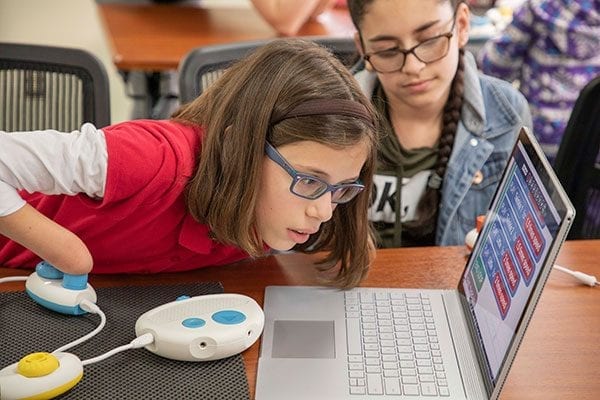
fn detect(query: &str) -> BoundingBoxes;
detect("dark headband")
[270,99,375,128]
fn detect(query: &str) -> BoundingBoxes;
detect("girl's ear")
[455,2,471,49]
[354,32,374,72]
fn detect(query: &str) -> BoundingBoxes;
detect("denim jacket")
[355,52,533,246]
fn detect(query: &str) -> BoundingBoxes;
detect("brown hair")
[172,39,379,288]
[408,49,465,238]
[348,0,463,29]
[348,0,466,241]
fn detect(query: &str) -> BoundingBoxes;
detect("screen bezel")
[456,127,575,398]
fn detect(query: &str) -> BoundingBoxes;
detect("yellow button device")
[17,352,60,378]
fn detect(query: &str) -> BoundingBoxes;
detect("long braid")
[405,49,465,240]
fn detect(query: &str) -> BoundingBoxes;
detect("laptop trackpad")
[272,320,335,359]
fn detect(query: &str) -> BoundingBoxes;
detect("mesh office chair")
[178,36,358,103]
[0,43,110,131]
[553,75,600,239]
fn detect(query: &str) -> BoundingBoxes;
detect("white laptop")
[256,127,575,400]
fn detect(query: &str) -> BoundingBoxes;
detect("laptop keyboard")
[345,290,450,397]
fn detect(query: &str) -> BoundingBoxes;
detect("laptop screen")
[458,128,574,386]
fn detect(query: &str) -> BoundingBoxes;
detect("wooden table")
[97,1,356,119]
[97,2,356,72]
[2,240,599,399]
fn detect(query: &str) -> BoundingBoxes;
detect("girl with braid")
[347,0,532,247]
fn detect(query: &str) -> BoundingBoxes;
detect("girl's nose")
[306,192,334,222]
[401,52,426,74]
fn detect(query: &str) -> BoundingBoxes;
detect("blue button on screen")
[182,318,206,328]
[212,310,246,325]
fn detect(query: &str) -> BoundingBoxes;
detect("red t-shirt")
[0,120,250,273]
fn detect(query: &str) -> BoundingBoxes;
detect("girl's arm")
[250,0,336,36]
[0,124,108,274]
[0,204,93,274]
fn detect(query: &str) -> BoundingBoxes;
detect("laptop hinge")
[442,290,490,399]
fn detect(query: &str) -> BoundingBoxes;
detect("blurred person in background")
[479,0,600,163]
[252,0,347,36]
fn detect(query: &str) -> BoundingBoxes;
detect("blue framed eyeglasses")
[265,141,365,204]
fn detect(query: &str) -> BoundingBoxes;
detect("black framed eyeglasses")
[264,141,365,204]
[363,13,457,73]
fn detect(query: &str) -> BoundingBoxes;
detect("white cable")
[553,264,598,287]
[0,276,28,283]
[53,299,106,353]
[81,332,155,366]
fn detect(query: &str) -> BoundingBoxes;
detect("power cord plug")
[131,333,155,348]
[553,264,598,287]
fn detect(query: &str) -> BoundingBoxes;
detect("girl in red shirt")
[0,39,378,288]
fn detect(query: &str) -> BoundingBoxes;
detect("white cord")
[0,276,28,283]
[553,264,598,287]
[53,299,107,353]
[81,333,155,366]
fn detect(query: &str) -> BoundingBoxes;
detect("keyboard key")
[384,377,402,395]
[383,362,398,369]
[350,386,366,395]
[403,384,420,396]
[418,367,433,375]
[360,292,374,303]
[421,382,437,396]
[349,370,365,378]
[346,318,361,355]
[367,374,384,395]
[366,366,382,374]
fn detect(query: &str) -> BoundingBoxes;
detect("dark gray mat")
[0,282,250,399]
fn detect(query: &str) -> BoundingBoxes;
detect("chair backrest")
[553,75,600,239]
[178,36,358,104]
[0,42,111,131]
